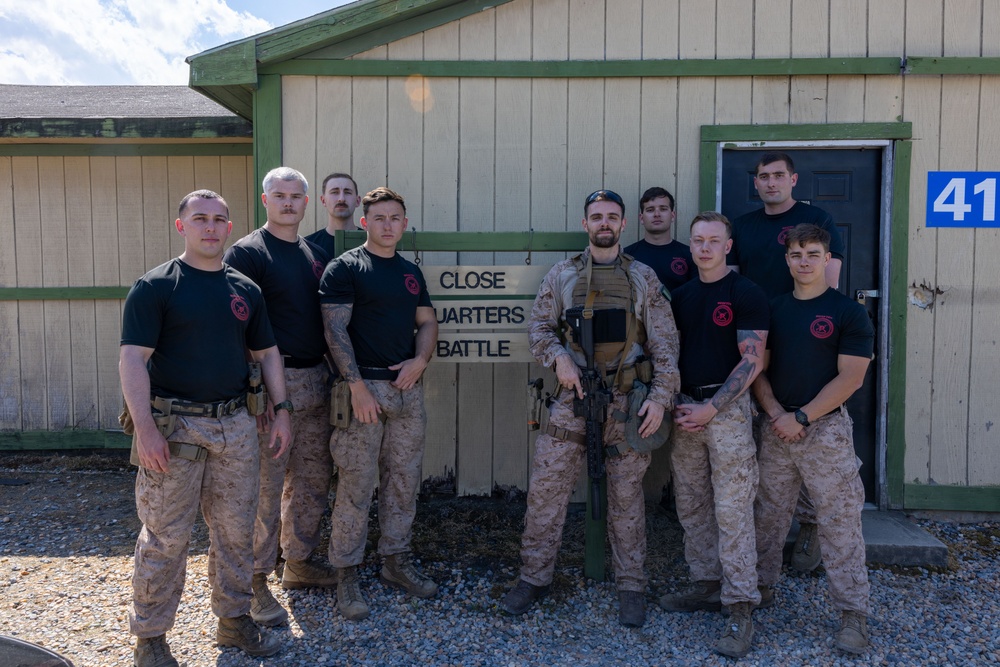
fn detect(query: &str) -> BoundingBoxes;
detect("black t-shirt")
[304,228,338,259]
[121,258,275,403]
[623,239,697,293]
[671,271,770,387]
[224,228,329,361]
[766,288,874,407]
[728,202,845,298]
[318,246,433,368]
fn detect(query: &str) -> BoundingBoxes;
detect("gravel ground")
[2,454,999,667]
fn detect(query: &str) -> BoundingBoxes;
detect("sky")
[0,0,355,86]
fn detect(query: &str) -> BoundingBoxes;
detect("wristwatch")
[273,400,294,415]
[794,409,810,427]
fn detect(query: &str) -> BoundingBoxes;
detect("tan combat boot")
[834,610,869,654]
[133,635,180,667]
[380,553,438,598]
[281,554,338,589]
[658,580,722,612]
[250,573,288,627]
[337,565,370,621]
[716,601,754,659]
[501,579,549,615]
[618,590,646,628]
[791,522,822,572]
[216,614,281,657]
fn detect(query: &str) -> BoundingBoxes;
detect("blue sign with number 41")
[926,171,1000,227]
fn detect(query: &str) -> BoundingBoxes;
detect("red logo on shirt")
[311,260,324,280]
[811,315,834,339]
[230,294,249,321]
[712,304,733,327]
[404,274,420,295]
[777,226,794,245]
[670,258,689,276]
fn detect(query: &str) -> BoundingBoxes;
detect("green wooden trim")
[0,430,130,451]
[702,123,913,142]
[0,143,252,158]
[905,56,1000,75]
[903,483,1000,512]
[0,117,251,140]
[699,140,718,211]
[333,230,591,253]
[0,287,128,301]
[263,56,903,78]
[253,74,282,229]
[188,40,258,88]
[886,140,912,509]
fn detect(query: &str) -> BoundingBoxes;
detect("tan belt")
[169,441,208,462]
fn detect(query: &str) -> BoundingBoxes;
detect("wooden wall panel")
[221,156,253,238]
[314,76,355,236]
[679,0,716,58]
[64,157,98,429]
[827,0,867,122]
[352,46,389,192]
[140,157,170,271]
[641,0,678,60]
[968,81,1000,485]
[282,76,318,232]
[715,1,753,129]
[0,157,21,429]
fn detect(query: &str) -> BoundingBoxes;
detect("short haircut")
[263,166,308,195]
[689,211,733,239]
[784,223,831,253]
[362,187,406,215]
[756,151,795,175]
[584,189,625,217]
[178,189,229,219]
[321,172,358,194]
[639,186,675,211]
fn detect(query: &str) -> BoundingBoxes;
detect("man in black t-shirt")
[319,187,439,621]
[624,186,696,293]
[224,167,338,627]
[660,212,769,660]
[728,151,846,572]
[121,190,290,666]
[752,224,874,655]
[305,172,361,258]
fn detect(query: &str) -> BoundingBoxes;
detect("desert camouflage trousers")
[130,409,258,637]
[755,407,869,614]
[754,408,817,524]
[671,393,760,606]
[254,364,334,572]
[519,388,651,592]
[328,380,426,568]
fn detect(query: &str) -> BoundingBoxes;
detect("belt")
[153,395,246,418]
[284,356,324,369]
[682,384,722,401]
[360,367,399,381]
[544,424,620,457]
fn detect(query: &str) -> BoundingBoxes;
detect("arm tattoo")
[710,357,758,412]
[736,329,764,358]
[322,303,361,383]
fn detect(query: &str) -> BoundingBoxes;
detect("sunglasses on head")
[585,189,625,210]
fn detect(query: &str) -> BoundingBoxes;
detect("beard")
[590,229,620,248]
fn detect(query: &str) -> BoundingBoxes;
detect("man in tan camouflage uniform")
[659,212,769,659]
[502,189,680,628]
[121,190,291,666]
[753,224,874,654]
[319,187,439,621]
[224,167,339,628]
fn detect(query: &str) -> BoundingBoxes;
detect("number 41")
[933,177,997,221]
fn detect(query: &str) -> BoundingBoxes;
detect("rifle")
[567,306,611,521]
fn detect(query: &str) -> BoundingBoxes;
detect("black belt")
[284,356,324,369]
[682,384,722,401]
[360,367,399,381]
[159,396,246,418]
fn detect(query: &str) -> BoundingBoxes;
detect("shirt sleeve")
[121,279,163,348]
[244,288,277,352]
[735,280,770,332]
[838,301,875,359]
[318,258,356,305]
[222,243,261,285]
[527,266,570,369]
[637,266,681,408]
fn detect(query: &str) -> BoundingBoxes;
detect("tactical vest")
[565,252,647,378]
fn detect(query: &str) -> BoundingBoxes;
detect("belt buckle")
[222,398,239,416]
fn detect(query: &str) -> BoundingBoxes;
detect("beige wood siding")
[0,154,255,432]
[273,0,1000,495]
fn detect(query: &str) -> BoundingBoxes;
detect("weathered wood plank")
[789,0,829,124]
[166,156,195,258]
[314,75,355,235]
[281,76,318,231]
[0,157,21,429]
[679,0,716,58]
[140,157,171,271]
[116,157,146,287]
[220,155,253,239]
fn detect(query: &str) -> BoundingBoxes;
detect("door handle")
[855,289,878,305]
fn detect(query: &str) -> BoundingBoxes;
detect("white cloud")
[0,0,274,85]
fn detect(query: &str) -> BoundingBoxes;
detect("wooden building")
[3,0,999,514]
[0,85,254,448]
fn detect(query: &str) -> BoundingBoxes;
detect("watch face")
[795,410,809,426]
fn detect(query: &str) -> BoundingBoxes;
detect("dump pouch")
[622,379,671,453]
[247,362,267,416]
[126,400,181,466]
